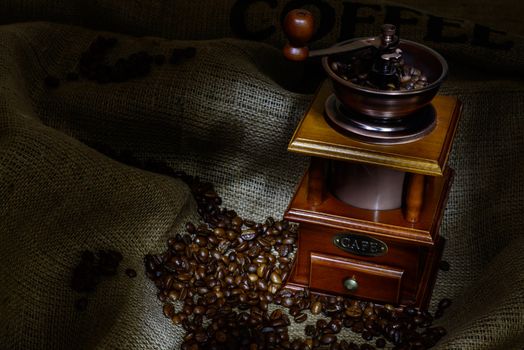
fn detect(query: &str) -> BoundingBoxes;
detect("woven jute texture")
[0,1,523,349]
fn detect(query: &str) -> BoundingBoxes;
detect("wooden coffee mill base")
[283,82,461,309]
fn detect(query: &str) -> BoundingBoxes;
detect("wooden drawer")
[309,252,404,304]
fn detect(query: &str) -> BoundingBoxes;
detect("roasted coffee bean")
[215,330,227,343]
[343,318,355,328]
[194,235,208,247]
[186,222,196,234]
[178,288,188,301]
[320,334,337,345]
[283,237,295,245]
[270,309,283,320]
[346,307,362,318]
[270,318,287,327]
[362,330,373,341]
[268,283,280,294]
[257,279,268,291]
[327,319,342,333]
[230,216,243,227]
[241,229,257,241]
[294,312,307,323]
[309,301,322,315]
[194,330,207,343]
[316,319,328,331]
[352,321,365,333]
[163,303,175,318]
[247,273,259,283]
[363,306,375,317]
[193,306,206,315]
[289,305,300,317]
[404,306,417,316]
[282,297,294,308]
[305,324,316,336]
[392,329,403,345]
[270,272,282,284]
[421,312,434,327]
[304,338,314,348]
[171,313,183,325]
[125,268,137,278]
[438,298,452,310]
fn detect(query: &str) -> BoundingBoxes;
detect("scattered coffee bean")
[328,319,342,333]
[125,268,137,278]
[438,298,452,310]
[270,271,282,284]
[320,334,337,345]
[361,330,373,341]
[311,300,322,315]
[305,324,316,336]
[294,312,307,323]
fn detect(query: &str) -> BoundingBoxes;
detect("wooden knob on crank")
[283,9,315,61]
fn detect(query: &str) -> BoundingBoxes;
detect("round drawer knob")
[344,277,359,291]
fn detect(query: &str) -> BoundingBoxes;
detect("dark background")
[394,0,524,36]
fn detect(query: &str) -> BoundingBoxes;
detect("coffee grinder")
[282,10,461,308]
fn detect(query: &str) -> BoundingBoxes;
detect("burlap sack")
[0,1,523,349]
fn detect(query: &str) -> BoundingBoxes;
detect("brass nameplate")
[333,233,388,257]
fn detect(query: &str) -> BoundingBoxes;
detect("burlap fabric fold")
[0,1,523,349]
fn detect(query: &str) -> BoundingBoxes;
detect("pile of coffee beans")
[71,249,136,311]
[434,298,452,320]
[45,35,196,88]
[142,172,449,349]
[79,144,451,349]
[438,261,450,272]
[331,51,429,91]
